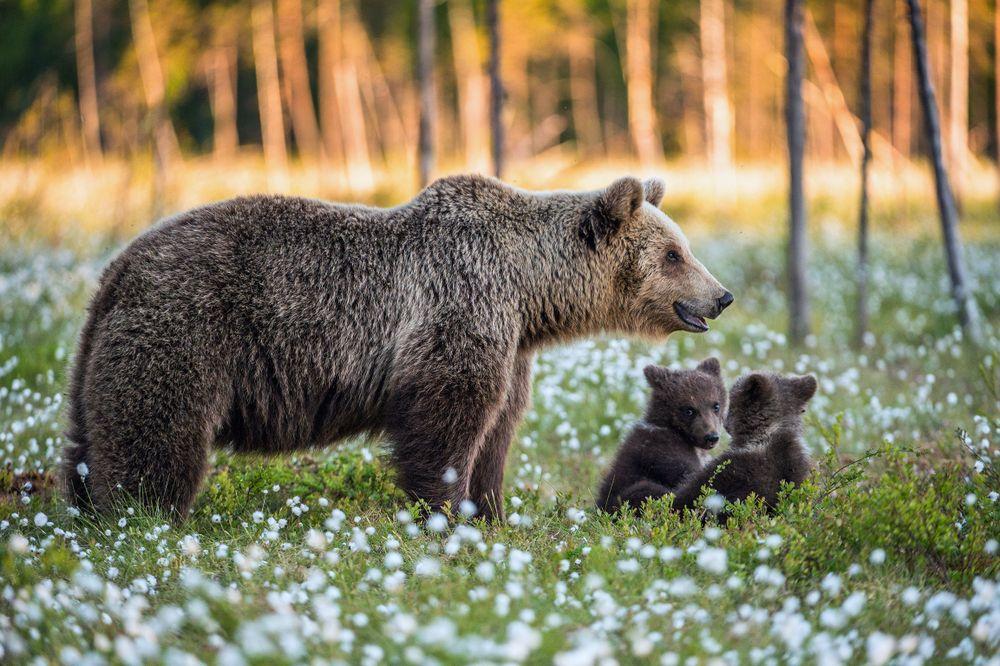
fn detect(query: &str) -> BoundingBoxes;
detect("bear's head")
[582,176,733,337]
[643,357,728,450]
[724,372,818,445]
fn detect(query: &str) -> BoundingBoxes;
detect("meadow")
[0,160,998,664]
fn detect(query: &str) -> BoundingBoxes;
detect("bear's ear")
[644,178,665,207]
[696,357,721,377]
[643,364,671,390]
[739,373,773,403]
[580,177,644,251]
[791,374,818,402]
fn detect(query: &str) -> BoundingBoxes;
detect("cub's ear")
[580,176,644,251]
[643,364,671,390]
[696,357,721,377]
[738,373,773,402]
[644,178,665,207]
[792,374,818,402]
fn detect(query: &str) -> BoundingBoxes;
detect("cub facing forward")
[596,358,727,513]
[670,372,817,513]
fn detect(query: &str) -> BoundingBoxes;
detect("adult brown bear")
[62,175,733,521]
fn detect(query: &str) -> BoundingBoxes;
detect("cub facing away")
[596,357,727,513]
[670,372,818,513]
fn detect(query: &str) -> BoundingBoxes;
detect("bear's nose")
[705,432,720,444]
[717,291,734,312]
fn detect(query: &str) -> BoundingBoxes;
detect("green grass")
[0,228,997,663]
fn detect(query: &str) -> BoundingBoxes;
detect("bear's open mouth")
[673,302,710,332]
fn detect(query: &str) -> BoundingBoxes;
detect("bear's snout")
[716,290,734,314]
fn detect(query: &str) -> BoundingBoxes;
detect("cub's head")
[643,357,728,450]
[582,176,733,337]
[725,372,818,444]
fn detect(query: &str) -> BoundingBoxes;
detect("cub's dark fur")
[596,358,727,513]
[62,174,733,521]
[670,372,818,513]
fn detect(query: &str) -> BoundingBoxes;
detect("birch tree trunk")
[700,0,732,169]
[906,0,981,342]
[567,19,602,157]
[893,0,912,160]
[856,0,874,348]
[417,0,436,187]
[317,0,345,172]
[625,0,663,166]
[207,45,239,161]
[948,0,968,202]
[277,0,322,161]
[129,0,181,167]
[75,0,102,163]
[448,0,489,172]
[785,0,810,344]
[487,0,504,178]
[252,0,289,175]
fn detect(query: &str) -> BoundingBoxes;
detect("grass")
[0,164,998,663]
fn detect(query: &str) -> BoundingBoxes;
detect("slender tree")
[417,0,436,187]
[448,0,489,172]
[948,0,968,203]
[893,0,912,160]
[906,0,981,341]
[487,0,503,178]
[856,0,874,348]
[75,0,102,163]
[785,0,809,344]
[129,0,181,167]
[996,0,1000,210]
[625,0,663,166]
[700,0,733,169]
[567,17,602,157]
[251,0,289,176]
[207,44,239,161]
[277,0,322,161]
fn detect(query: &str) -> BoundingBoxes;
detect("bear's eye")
[666,250,681,263]
[682,407,695,417]
[712,403,720,413]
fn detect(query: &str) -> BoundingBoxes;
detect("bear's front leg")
[469,351,533,522]
[386,324,514,515]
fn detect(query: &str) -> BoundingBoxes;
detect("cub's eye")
[666,250,681,262]
[682,407,695,417]
[712,403,721,413]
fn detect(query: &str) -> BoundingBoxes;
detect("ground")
[0,165,998,664]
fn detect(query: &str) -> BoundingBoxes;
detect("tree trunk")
[487,0,504,178]
[317,0,345,173]
[785,0,809,344]
[996,0,1000,208]
[277,0,322,161]
[906,0,981,341]
[128,0,181,167]
[700,0,732,169]
[251,0,289,175]
[856,0,874,348]
[567,19,602,157]
[893,0,912,160]
[625,0,663,166]
[448,0,489,172]
[75,0,102,163]
[948,0,968,202]
[417,0,436,187]
[207,45,239,161]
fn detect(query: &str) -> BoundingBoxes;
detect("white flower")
[33,512,47,527]
[305,529,326,551]
[476,560,495,581]
[384,551,403,570]
[697,547,728,575]
[76,462,89,477]
[866,632,896,665]
[8,534,29,553]
[986,539,998,555]
[442,467,458,484]
[704,494,726,512]
[414,557,441,577]
[869,548,886,565]
[426,513,448,533]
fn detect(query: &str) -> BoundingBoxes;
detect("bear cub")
[670,371,818,513]
[596,357,727,513]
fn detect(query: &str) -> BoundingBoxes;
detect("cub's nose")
[705,432,720,444]
[717,291,735,313]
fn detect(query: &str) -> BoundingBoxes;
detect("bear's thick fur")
[596,358,727,513]
[63,174,732,520]
[670,372,817,514]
